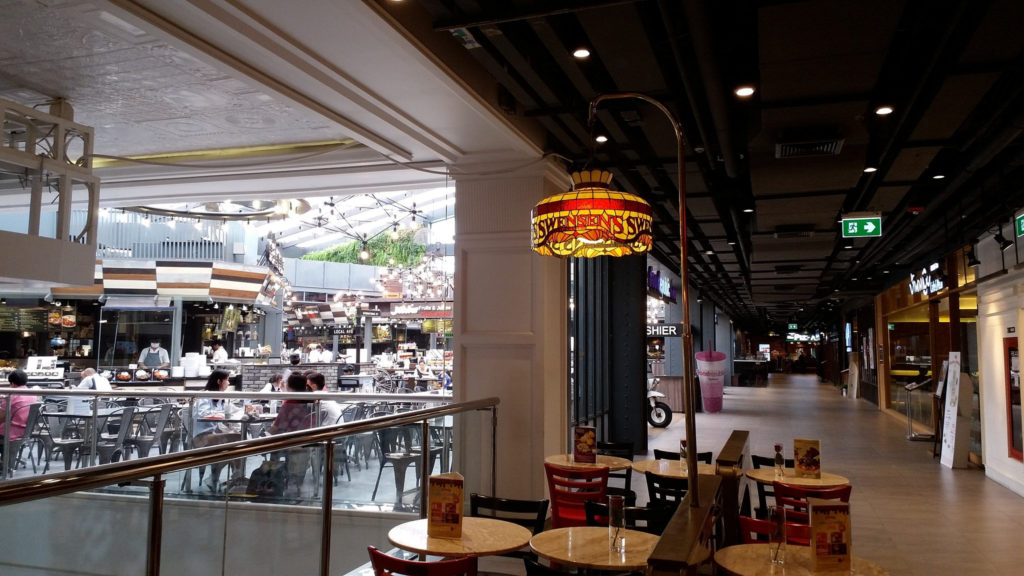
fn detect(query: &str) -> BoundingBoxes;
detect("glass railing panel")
[0,481,151,575]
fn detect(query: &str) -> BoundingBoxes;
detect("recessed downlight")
[932,174,945,180]
[734,85,755,98]
[595,135,608,143]
[573,47,591,59]
[875,105,894,116]
[863,166,878,173]
[742,207,754,213]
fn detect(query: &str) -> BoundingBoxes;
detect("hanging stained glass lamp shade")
[531,170,653,257]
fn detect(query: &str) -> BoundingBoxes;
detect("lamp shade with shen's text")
[531,170,653,258]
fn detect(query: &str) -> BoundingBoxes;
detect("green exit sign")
[841,214,882,238]
[1016,213,1024,238]
[788,323,798,330]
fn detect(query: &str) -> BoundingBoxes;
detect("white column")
[452,159,570,500]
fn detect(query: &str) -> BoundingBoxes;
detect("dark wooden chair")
[750,454,795,518]
[469,493,549,559]
[596,440,637,506]
[652,448,712,463]
[584,500,674,534]
[368,546,477,576]
[645,470,688,509]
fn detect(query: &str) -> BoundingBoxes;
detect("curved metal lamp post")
[589,93,700,507]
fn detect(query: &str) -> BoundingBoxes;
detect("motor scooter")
[647,377,673,427]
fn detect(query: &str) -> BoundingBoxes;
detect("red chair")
[772,482,851,520]
[367,546,477,576]
[738,515,777,544]
[544,462,609,528]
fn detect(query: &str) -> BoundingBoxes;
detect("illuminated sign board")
[909,262,944,296]
[646,267,677,302]
[787,332,820,343]
[841,213,882,238]
[788,323,798,330]
[647,324,684,337]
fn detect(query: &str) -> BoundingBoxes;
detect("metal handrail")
[0,396,499,506]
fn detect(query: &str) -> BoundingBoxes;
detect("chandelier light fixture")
[531,169,653,258]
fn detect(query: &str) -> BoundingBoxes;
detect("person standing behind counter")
[138,339,170,368]
[210,340,229,364]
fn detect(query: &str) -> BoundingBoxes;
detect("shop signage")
[647,323,684,337]
[788,323,798,330]
[840,213,882,238]
[330,326,353,336]
[786,332,820,342]
[1016,213,1024,238]
[908,262,944,296]
[646,267,677,302]
[391,303,453,318]
[360,308,382,317]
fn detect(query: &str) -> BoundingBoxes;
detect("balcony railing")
[0,388,498,576]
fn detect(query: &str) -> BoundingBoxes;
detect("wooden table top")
[530,526,661,571]
[714,543,889,576]
[631,458,717,477]
[545,454,632,471]
[387,517,532,557]
[746,467,850,488]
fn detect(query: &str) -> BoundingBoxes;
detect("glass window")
[97,308,174,369]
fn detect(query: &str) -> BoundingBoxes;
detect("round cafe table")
[530,526,660,571]
[632,458,717,478]
[746,467,850,488]
[387,517,532,557]
[545,453,632,471]
[714,543,889,575]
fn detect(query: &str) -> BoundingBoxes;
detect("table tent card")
[793,438,821,478]
[427,472,464,538]
[573,426,597,463]
[809,497,852,572]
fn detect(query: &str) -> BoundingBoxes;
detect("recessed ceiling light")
[932,174,945,180]
[728,240,737,246]
[875,105,894,116]
[734,85,755,98]
[573,47,591,59]
[705,250,714,256]
[844,244,853,249]
[863,166,878,173]
[595,135,608,143]
[742,208,754,213]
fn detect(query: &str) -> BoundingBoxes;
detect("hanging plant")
[302,229,425,267]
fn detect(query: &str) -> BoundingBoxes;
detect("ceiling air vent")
[774,264,803,275]
[775,127,844,159]
[773,224,815,239]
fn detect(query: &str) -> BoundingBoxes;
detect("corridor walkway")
[648,372,1024,575]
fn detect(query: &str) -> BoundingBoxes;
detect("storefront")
[875,249,979,461]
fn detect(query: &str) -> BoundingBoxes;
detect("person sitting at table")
[306,371,341,424]
[69,368,112,414]
[260,373,284,393]
[192,369,243,492]
[269,373,316,495]
[0,369,38,461]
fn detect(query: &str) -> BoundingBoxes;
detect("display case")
[96,307,174,371]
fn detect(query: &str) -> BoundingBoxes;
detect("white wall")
[452,160,569,501]
[977,270,1024,496]
[0,493,408,575]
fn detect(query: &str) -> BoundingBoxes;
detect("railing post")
[320,440,334,576]
[146,474,165,576]
[1,392,10,480]
[420,419,430,519]
[491,406,497,498]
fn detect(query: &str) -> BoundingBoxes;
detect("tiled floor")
[648,372,1024,576]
